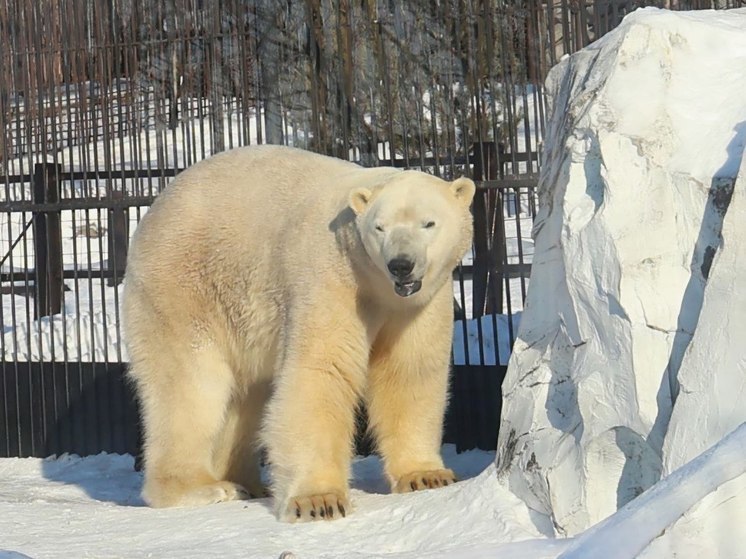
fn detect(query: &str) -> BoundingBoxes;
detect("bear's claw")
[284,492,350,522]
[394,469,457,493]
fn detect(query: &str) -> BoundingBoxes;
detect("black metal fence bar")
[0,359,504,458]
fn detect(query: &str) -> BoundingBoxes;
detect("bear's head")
[349,172,475,301]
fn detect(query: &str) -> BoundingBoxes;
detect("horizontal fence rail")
[2,0,743,458]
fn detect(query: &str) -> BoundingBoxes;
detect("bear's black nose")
[387,257,414,278]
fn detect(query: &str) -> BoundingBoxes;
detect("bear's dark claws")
[339,504,346,518]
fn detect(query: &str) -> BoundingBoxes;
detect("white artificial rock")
[495,7,746,536]
[561,423,746,559]
[661,149,746,474]
[636,473,746,559]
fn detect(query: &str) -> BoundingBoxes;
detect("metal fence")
[2,0,743,458]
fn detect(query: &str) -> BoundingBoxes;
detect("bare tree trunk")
[257,0,284,145]
[209,5,225,152]
[306,0,329,152]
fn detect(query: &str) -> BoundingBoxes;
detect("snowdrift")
[496,5,746,537]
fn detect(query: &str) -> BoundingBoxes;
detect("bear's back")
[170,145,362,200]
[141,145,391,234]
[125,146,399,304]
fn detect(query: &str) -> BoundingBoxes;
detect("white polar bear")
[122,145,475,522]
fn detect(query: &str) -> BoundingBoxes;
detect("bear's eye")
[423,220,436,229]
[375,223,385,233]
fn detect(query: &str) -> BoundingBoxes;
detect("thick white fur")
[122,145,475,521]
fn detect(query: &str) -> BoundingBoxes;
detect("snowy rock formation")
[560,423,746,559]
[495,7,746,536]
[661,147,746,474]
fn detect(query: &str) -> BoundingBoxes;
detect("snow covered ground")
[1,425,743,558]
[0,446,546,559]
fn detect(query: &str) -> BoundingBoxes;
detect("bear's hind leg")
[134,350,250,507]
[221,379,272,498]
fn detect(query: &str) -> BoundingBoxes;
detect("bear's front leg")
[262,302,370,522]
[366,288,457,493]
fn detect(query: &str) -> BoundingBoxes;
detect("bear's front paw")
[393,469,457,493]
[147,480,251,507]
[282,492,351,523]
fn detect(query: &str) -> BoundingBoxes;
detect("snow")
[0,446,549,559]
[453,313,522,366]
[496,5,746,537]
[1,426,743,558]
[558,423,746,559]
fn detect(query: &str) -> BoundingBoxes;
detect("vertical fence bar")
[471,142,501,318]
[32,161,63,319]
[107,192,128,287]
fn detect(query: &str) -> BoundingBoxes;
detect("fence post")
[490,189,508,316]
[33,162,64,319]
[107,192,128,286]
[471,142,503,317]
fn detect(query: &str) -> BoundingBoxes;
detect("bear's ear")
[450,177,476,206]
[349,187,373,216]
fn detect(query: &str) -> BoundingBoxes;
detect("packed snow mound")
[495,7,746,536]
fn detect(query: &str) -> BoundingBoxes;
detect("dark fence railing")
[1,161,535,456]
[2,0,743,458]
[0,359,503,459]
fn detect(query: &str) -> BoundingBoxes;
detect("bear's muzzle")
[394,279,422,297]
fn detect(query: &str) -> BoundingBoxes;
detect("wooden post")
[107,191,128,286]
[472,141,509,316]
[471,142,501,317]
[33,162,64,319]
[490,188,507,315]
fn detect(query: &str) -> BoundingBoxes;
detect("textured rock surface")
[561,424,746,559]
[495,7,746,535]
[661,150,746,474]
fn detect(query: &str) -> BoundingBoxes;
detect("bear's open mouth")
[394,280,422,297]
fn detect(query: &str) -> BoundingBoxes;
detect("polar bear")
[122,145,475,522]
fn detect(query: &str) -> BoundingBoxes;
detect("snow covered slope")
[495,7,746,535]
